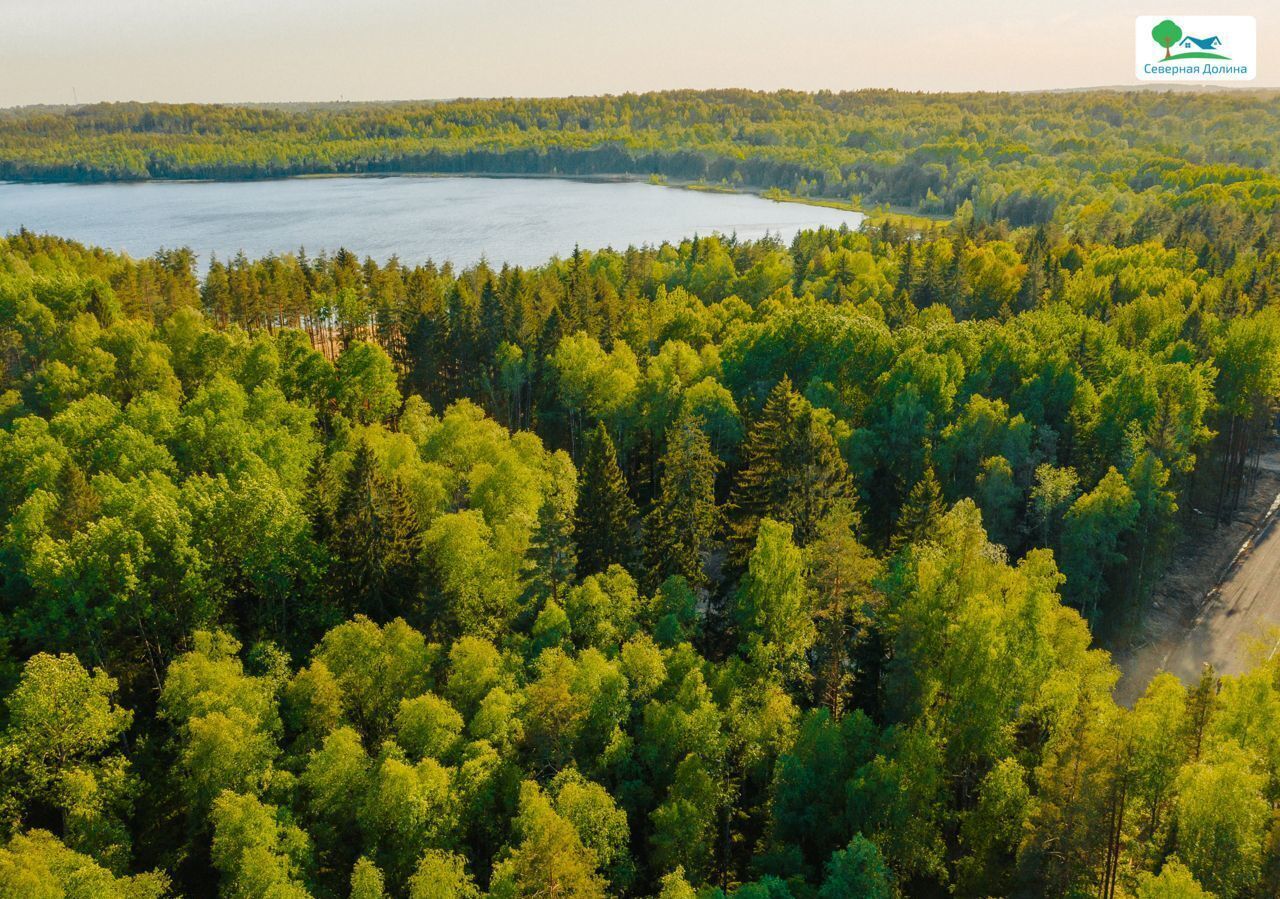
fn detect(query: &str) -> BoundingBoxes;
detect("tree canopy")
[3,86,1280,897]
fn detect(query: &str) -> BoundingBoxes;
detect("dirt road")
[1151,493,1280,675]
[1114,457,1280,705]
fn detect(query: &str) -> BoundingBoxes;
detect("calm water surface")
[0,176,864,269]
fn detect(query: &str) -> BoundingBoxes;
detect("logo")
[1135,16,1256,81]
[1151,20,1227,60]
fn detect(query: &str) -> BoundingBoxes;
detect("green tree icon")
[1152,19,1182,59]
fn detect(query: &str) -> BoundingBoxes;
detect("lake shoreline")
[0,175,866,271]
[0,169,938,226]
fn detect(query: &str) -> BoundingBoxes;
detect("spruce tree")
[728,376,798,562]
[539,304,568,361]
[790,403,857,546]
[403,265,449,406]
[892,466,947,552]
[528,477,578,607]
[305,451,334,547]
[895,240,915,296]
[575,421,637,576]
[53,461,99,538]
[565,245,598,336]
[645,413,721,591]
[727,376,854,563]
[333,441,421,617]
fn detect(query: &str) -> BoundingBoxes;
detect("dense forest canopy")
[3,89,1280,231]
[3,90,1280,899]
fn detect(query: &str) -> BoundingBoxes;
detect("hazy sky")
[2,0,1276,107]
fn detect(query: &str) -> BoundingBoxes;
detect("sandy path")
[1114,454,1280,704]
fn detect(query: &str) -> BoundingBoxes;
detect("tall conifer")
[728,376,854,563]
[575,421,637,576]
[645,413,721,591]
[333,441,421,616]
[892,466,947,552]
[528,477,578,606]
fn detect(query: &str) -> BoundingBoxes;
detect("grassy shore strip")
[678,179,949,228]
[297,169,946,227]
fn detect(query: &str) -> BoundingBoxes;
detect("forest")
[2,89,1280,231]
[4,91,1280,899]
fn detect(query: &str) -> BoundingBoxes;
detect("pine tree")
[333,441,421,617]
[892,466,947,552]
[575,421,637,577]
[645,413,721,591]
[727,376,854,563]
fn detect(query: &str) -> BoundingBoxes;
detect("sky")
[2,0,1277,107]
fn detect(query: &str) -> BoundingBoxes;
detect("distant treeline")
[3,90,1280,230]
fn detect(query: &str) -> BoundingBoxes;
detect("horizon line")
[5,83,1278,113]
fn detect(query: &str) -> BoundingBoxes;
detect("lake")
[0,176,864,270]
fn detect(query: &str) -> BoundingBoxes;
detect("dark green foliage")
[330,441,421,617]
[892,466,946,552]
[644,413,722,591]
[528,476,579,607]
[819,835,893,899]
[728,376,854,563]
[575,422,637,577]
[3,91,1280,899]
